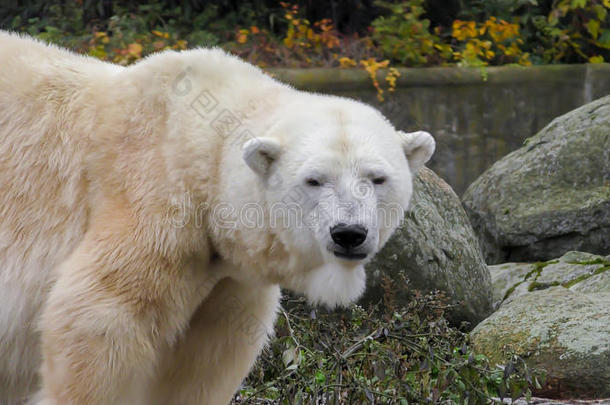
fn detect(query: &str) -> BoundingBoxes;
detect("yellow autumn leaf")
[88,45,107,59]
[236,29,250,44]
[338,57,357,68]
[174,40,188,50]
[94,31,109,44]
[127,42,142,58]
[152,30,170,39]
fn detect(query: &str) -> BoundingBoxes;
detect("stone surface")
[361,167,493,327]
[535,252,607,287]
[488,261,535,308]
[462,95,610,264]
[489,251,610,307]
[471,287,610,399]
[570,271,610,294]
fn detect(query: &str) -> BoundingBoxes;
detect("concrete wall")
[271,64,610,195]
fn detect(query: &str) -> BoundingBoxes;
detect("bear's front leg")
[149,274,281,405]
[35,204,215,405]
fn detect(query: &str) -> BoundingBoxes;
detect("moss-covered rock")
[462,95,610,264]
[362,167,493,327]
[478,252,610,398]
[570,271,610,293]
[489,251,610,307]
[471,287,610,399]
[536,252,609,288]
[488,261,536,308]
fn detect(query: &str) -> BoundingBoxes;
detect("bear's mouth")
[333,251,367,261]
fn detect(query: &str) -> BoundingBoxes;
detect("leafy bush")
[232,285,544,404]
[451,17,531,67]
[3,0,607,68]
[535,0,610,63]
[371,0,450,66]
[228,2,380,68]
[455,0,610,64]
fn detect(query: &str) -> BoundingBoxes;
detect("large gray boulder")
[462,95,610,264]
[471,287,610,399]
[476,252,610,399]
[362,167,493,327]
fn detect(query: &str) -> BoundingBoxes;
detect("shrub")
[535,0,610,63]
[371,0,451,66]
[233,286,544,404]
[228,2,380,68]
[451,17,531,67]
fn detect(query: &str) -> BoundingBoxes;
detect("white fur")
[399,130,436,174]
[242,137,281,176]
[0,30,434,405]
[300,263,367,308]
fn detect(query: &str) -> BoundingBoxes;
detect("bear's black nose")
[330,224,368,249]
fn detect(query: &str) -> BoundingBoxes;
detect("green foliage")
[2,0,608,67]
[227,2,381,69]
[233,288,544,404]
[535,0,610,63]
[8,3,85,46]
[371,0,449,66]
[457,0,610,64]
[451,17,532,67]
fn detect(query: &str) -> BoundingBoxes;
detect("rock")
[535,251,608,288]
[471,287,610,399]
[362,167,493,327]
[462,95,610,264]
[570,271,610,294]
[488,262,534,308]
[489,251,610,307]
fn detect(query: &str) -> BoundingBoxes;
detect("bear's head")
[242,95,434,308]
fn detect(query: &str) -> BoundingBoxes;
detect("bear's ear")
[397,130,435,174]
[242,137,282,177]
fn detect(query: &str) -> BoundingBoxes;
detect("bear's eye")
[372,177,387,185]
[305,178,321,187]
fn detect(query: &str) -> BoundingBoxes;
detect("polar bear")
[0,31,435,405]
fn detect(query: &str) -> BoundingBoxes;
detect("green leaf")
[314,370,326,384]
[593,4,608,21]
[586,19,600,39]
[598,29,610,46]
[474,354,487,362]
